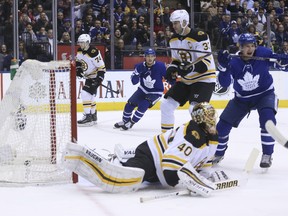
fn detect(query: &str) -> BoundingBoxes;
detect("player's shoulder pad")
[187,29,209,42]
[87,47,100,57]
[184,120,207,148]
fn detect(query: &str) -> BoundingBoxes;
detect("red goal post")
[0,59,78,185]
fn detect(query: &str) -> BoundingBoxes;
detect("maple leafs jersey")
[169,29,216,85]
[132,61,167,95]
[76,46,106,79]
[218,46,280,101]
[147,120,218,186]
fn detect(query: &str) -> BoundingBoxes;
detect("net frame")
[0,59,78,186]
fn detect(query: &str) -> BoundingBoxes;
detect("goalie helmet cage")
[0,59,78,186]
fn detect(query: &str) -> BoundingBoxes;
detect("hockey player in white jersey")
[63,102,225,197]
[161,9,216,132]
[76,34,106,126]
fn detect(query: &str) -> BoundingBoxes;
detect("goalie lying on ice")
[63,102,224,197]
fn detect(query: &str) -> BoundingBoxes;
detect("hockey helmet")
[170,9,189,29]
[78,34,91,44]
[144,48,156,57]
[238,33,256,47]
[191,102,217,134]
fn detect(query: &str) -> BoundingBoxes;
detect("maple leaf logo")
[237,72,260,91]
[143,75,156,89]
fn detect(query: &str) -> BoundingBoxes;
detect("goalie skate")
[63,142,144,192]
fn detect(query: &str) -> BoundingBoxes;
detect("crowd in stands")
[1,0,288,70]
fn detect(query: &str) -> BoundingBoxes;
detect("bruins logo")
[198,31,205,36]
[191,130,200,140]
[79,59,88,71]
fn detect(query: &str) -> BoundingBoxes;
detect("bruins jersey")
[147,120,218,186]
[76,46,106,79]
[169,29,216,85]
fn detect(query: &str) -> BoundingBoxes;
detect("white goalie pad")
[63,142,144,193]
[114,143,136,162]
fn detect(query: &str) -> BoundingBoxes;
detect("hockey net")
[0,59,77,185]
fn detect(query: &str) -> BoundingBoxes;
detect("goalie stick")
[139,148,260,203]
[265,120,288,149]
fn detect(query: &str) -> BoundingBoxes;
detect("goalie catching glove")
[177,162,216,197]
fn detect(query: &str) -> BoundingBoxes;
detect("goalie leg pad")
[114,143,136,162]
[178,162,216,197]
[63,142,145,193]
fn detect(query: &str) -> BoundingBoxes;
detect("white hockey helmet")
[170,9,189,29]
[78,34,91,50]
[191,102,217,134]
[78,34,91,44]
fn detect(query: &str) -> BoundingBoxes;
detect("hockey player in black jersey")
[161,9,216,132]
[76,34,106,126]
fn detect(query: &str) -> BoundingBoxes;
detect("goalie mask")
[191,102,217,134]
[78,34,91,50]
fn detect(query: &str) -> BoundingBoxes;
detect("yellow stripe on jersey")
[186,37,197,43]
[65,156,142,186]
[162,154,187,170]
[209,140,218,145]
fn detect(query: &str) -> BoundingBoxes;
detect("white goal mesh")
[0,59,74,185]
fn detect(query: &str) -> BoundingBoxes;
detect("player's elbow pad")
[131,75,140,85]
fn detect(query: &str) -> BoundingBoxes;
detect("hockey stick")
[265,120,288,149]
[139,148,259,203]
[100,83,120,94]
[156,47,283,62]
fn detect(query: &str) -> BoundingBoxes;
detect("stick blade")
[244,148,260,173]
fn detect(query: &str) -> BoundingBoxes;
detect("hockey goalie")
[63,102,227,197]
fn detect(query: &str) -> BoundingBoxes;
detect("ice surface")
[1,109,288,216]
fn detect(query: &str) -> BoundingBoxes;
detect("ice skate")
[121,120,135,131]
[91,111,97,125]
[77,113,93,126]
[114,121,125,129]
[260,154,272,168]
[211,155,224,165]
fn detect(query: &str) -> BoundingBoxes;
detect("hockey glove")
[178,162,216,197]
[76,61,84,78]
[166,64,179,81]
[217,50,231,72]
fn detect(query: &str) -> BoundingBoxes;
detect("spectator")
[21,22,38,46]
[82,14,94,34]
[114,39,125,69]
[0,44,13,71]
[257,7,266,24]
[18,40,28,66]
[46,29,54,57]
[89,19,109,42]
[75,19,85,43]
[92,0,109,17]
[275,24,288,46]
[59,32,72,44]
[96,6,109,23]
[252,15,264,33]
[278,40,288,54]
[114,5,125,24]
[34,4,49,21]
[154,16,165,34]
[114,0,126,11]
[226,20,242,49]
[137,0,149,17]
